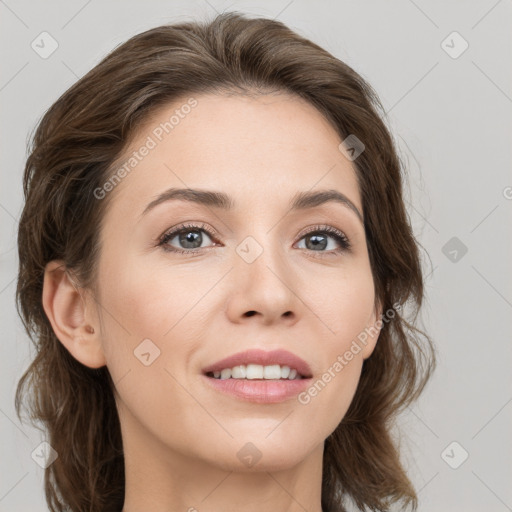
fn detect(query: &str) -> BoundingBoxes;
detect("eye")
[158,223,218,255]
[295,225,351,256]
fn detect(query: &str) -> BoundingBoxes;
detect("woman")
[15,11,435,512]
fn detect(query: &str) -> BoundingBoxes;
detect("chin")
[203,435,318,473]
[216,452,310,473]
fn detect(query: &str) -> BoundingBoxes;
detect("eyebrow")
[141,187,364,224]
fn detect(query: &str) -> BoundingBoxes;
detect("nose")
[224,239,300,326]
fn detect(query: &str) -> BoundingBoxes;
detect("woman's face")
[91,92,382,472]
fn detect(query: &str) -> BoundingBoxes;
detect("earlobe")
[42,260,106,369]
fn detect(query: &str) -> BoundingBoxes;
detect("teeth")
[231,365,246,378]
[220,368,232,379]
[210,364,302,380]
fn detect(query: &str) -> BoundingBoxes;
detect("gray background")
[1,1,511,510]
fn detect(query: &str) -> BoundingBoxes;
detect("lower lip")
[202,375,312,404]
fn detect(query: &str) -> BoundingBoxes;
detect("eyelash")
[157,222,351,258]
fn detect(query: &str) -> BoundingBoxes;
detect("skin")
[43,92,383,512]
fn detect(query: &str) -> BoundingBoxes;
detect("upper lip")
[202,349,313,378]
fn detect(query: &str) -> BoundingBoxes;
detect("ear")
[42,260,106,369]
[361,298,383,360]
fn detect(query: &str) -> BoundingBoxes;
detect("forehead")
[106,91,362,216]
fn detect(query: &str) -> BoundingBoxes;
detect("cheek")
[98,254,213,340]
[306,262,376,342]
[95,259,209,446]
[95,254,221,394]
[296,264,376,423]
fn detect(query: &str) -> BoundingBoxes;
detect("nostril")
[244,311,257,317]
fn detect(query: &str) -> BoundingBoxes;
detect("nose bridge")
[235,224,287,282]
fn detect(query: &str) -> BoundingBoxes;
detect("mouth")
[202,348,313,380]
[202,366,312,404]
[201,348,313,402]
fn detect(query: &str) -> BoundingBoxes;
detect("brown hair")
[15,11,435,512]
